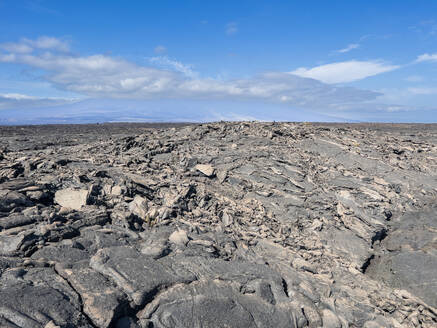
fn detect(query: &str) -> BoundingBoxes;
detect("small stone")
[217,170,227,183]
[129,195,148,219]
[111,185,123,196]
[54,188,89,210]
[102,184,112,195]
[169,230,189,246]
[222,211,233,226]
[383,209,392,221]
[140,238,169,259]
[195,164,215,177]
[25,190,41,201]
[58,206,72,215]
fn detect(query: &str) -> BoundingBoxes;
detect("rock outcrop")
[0,122,436,327]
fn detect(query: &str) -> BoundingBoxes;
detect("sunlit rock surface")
[0,122,436,327]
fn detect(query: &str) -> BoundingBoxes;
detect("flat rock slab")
[0,284,91,328]
[0,213,37,230]
[54,188,89,210]
[195,164,215,177]
[138,279,302,328]
[0,234,27,256]
[0,190,32,212]
[57,262,128,328]
[31,244,90,263]
[321,227,371,270]
[368,251,437,309]
[0,267,92,328]
[366,206,437,308]
[160,254,288,300]
[90,246,196,307]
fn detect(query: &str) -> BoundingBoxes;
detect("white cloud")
[337,43,359,53]
[291,60,400,84]
[0,42,33,53]
[416,53,437,62]
[408,87,437,95]
[1,93,39,100]
[210,112,260,122]
[226,22,238,35]
[0,36,69,54]
[26,36,70,52]
[154,45,167,54]
[0,37,392,112]
[149,56,197,78]
[0,93,77,110]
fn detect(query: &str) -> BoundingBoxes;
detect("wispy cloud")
[408,87,437,95]
[0,93,77,110]
[154,45,167,54]
[337,43,360,53]
[210,112,260,122]
[26,36,70,51]
[0,36,403,113]
[332,34,392,55]
[359,34,392,41]
[409,20,437,37]
[149,56,197,78]
[291,60,400,84]
[0,42,33,54]
[226,22,238,35]
[416,53,437,62]
[0,36,69,53]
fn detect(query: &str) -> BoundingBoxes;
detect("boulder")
[168,230,189,246]
[0,190,32,212]
[54,188,89,210]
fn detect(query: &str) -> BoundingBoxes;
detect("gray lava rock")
[54,188,89,210]
[0,267,92,328]
[90,246,196,307]
[1,122,437,328]
[57,262,129,328]
[0,190,33,212]
[138,279,303,328]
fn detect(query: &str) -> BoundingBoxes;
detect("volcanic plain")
[0,122,436,328]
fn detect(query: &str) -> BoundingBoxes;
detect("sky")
[0,0,437,124]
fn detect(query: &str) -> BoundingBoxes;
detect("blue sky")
[0,0,437,124]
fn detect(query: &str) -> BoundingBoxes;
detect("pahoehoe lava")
[0,122,436,327]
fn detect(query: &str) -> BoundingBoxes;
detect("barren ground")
[0,122,436,328]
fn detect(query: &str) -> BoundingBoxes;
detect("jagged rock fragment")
[54,188,89,210]
[195,164,215,177]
